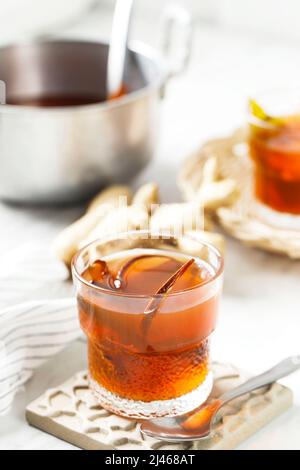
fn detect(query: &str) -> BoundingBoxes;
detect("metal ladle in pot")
[106,0,134,99]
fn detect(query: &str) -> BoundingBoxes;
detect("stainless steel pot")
[0,8,192,205]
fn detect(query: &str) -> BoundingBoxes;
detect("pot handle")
[161,5,193,81]
[0,80,6,104]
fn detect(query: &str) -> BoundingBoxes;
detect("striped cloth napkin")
[0,244,80,415]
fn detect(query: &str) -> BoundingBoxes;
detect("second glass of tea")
[248,90,300,229]
[72,231,223,419]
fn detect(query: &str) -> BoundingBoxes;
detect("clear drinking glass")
[248,89,300,229]
[72,231,223,419]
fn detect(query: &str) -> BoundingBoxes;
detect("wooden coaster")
[26,362,292,450]
[179,129,300,258]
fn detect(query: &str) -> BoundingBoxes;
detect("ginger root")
[194,157,239,211]
[196,178,239,211]
[53,185,131,267]
[132,182,160,213]
[87,185,132,213]
[80,205,149,248]
[180,156,239,211]
[54,166,233,268]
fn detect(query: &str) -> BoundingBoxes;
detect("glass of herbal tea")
[72,231,223,419]
[248,91,300,228]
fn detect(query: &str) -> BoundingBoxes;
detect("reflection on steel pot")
[0,8,192,205]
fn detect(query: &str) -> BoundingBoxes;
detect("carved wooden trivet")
[26,362,292,450]
[179,128,300,258]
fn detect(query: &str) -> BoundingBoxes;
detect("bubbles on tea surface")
[113,279,122,289]
[87,260,115,290]
[88,260,108,279]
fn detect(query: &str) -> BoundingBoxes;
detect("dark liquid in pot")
[7,94,106,107]
[7,84,128,107]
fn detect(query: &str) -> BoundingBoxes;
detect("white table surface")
[0,3,300,450]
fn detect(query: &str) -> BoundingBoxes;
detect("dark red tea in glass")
[248,90,300,229]
[72,231,223,419]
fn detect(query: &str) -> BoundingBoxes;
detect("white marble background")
[0,1,300,450]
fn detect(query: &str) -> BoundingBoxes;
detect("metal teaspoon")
[140,356,300,442]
